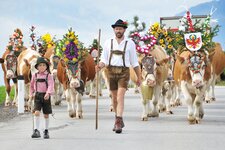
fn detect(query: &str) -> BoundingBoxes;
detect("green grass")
[0,86,15,105]
[216,81,225,86]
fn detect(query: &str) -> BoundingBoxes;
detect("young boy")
[30,57,54,139]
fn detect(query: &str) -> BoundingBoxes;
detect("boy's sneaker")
[31,129,41,138]
[43,129,49,139]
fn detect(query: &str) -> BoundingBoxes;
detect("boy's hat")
[35,57,50,69]
[111,19,128,29]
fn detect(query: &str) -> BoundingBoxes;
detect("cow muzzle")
[147,79,156,87]
[192,79,203,88]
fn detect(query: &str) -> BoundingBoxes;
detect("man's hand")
[95,62,105,72]
[136,77,141,87]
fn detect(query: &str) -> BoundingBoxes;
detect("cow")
[174,49,214,124]
[130,45,169,121]
[57,53,96,118]
[0,46,27,106]
[205,43,225,103]
[17,48,41,111]
[44,46,64,105]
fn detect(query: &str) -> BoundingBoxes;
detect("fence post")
[17,75,24,114]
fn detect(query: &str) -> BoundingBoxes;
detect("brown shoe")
[114,116,124,134]
[112,117,125,131]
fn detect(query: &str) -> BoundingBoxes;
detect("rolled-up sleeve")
[129,40,139,68]
[100,40,110,65]
[46,74,54,95]
[29,74,35,96]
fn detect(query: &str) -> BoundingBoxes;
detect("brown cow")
[57,53,95,118]
[0,47,26,106]
[174,49,214,124]
[205,43,225,102]
[17,48,41,110]
[44,46,64,105]
[130,45,169,121]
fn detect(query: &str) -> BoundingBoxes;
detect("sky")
[0,0,215,85]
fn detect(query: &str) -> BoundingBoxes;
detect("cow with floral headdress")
[173,10,219,124]
[0,28,27,106]
[57,28,96,118]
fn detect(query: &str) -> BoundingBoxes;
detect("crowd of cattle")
[0,42,225,124]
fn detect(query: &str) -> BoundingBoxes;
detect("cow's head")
[63,60,84,94]
[5,54,17,79]
[50,55,60,79]
[141,56,169,87]
[177,51,214,88]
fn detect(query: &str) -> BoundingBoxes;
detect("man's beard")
[116,32,124,39]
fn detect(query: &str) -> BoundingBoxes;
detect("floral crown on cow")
[7,28,24,56]
[60,28,88,63]
[176,10,220,52]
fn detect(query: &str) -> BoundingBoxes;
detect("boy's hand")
[44,93,50,100]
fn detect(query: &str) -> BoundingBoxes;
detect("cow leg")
[170,86,177,107]
[89,80,96,99]
[149,86,160,117]
[194,94,204,124]
[66,89,75,118]
[141,98,148,121]
[210,78,216,101]
[165,92,173,115]
[158,94,166,113]
[181,82,195,124]
[174,85,182,106]
[4,78,11,106]
[12,82,18,106]
[51,81,58,105]
[205,86,211,103]
[24,83,31,111]
[76,93,83,119]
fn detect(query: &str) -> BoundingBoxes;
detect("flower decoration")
[187,52,205,73]
[130,32,157,55]
[7,28,24,53]
[88,39,102,63]
[29,25,37,50]
[61,28,88,63]
[37,33,55,56]
[176,10,220,52]
[149,22,176,55]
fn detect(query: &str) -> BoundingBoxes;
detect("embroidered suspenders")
[35,73,49,92]
[108,39,128,67]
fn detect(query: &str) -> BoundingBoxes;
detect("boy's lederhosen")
[33,73,52,114]
[106,39,130,90]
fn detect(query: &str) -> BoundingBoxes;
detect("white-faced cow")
[57,53,95,118]
[174,49,214,124]
[17,48,41,111]
[130,45,169,121]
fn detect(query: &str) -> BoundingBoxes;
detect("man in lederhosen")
[96,19,141,134]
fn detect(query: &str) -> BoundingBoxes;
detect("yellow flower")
[166,37,171,42]
[74,39,79,45]
[159,39,164,44]
[161,44,166,48]
[65,40,70,45]
[168,45,173,49]
[42,33,52,43]
[157,29,162,33]
[72,58,77,62]
[64,57,69,62]
[62,47,66,51]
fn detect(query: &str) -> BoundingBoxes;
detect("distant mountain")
[178,0,225,50]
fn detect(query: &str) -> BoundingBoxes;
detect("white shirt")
[100,37,139,68]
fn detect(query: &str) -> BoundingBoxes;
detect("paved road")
[0,87,225,150]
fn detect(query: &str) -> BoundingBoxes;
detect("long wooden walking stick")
[96,29,101,130]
